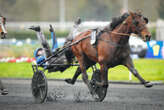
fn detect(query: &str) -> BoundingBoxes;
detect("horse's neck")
[112,23,130,45]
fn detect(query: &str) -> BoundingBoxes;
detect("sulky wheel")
[90,69,107,102]
[31,70,48,103]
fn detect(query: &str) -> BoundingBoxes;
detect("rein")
[43,28,130,66]
[97,22,131,47]
[98,32,129,47]
[108,31,130,36]
[66,19,134,47]
[98,38,124,47]
[68,29,130,48]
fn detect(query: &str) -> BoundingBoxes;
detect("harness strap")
[98,37,124,47]
[96,29,130,47]
[110,31,130,36]
[102,29,130,36]
[65,29,130,53]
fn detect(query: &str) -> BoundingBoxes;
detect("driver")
[34,48,45,65]
[64,17,82,47]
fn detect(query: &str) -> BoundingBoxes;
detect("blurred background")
[0,0,163,21]
[0,0,164,57]
[0,0,164,81]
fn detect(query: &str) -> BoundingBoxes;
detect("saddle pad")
[91,30,97,45]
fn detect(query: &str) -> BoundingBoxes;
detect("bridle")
[98,14,148,47]
[104,15,147,37]
[132,17,147,35]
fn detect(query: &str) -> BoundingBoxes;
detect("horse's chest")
[108,47,130,67]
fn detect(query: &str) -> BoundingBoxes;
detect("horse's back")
[73,30,91,41]
[72,30,98,62]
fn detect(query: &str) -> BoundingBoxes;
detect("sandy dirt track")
[0,79,164,110]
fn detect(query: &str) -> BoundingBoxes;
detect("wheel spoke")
[32,79,37,83]
[39,89,43,99]
[91,69,107,102]
[32,86,37,90]
[38,83,46,88]
[33,88,39,96]
[31,70,47,103]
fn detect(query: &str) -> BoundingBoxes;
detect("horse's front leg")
[95,63,108,88]
[123,56,153,88]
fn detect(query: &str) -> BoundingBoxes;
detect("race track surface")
[0,79,164,110]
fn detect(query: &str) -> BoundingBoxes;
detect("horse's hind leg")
[123,57,153,88]
[65,64,91,85]
[75,55,93,91]
[65,67,81,85]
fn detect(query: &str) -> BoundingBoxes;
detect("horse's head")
[0,15,7,39]
[126,11,151,41]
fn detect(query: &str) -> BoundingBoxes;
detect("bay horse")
[65,11,153,95]
[0,14,7,39]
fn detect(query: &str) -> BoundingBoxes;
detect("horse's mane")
[108,13,129,31]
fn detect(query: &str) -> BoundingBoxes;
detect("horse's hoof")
[88,83,95,95]
[95,81,108,88]
[0,89,8,95]
[144,82,153,88]
[65,79,74,85]
[95,81,103,87]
